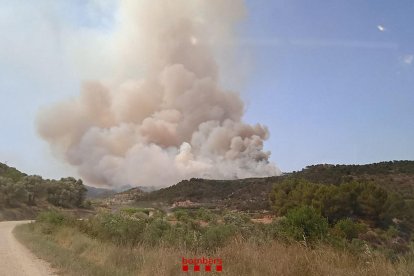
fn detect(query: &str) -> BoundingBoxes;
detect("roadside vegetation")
[15,206,414,275]
[270,177,414,258]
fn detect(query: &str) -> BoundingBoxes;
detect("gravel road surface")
[0,221,55,276]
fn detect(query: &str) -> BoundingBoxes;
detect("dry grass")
[217,240,410,276]
[14,223,413,276]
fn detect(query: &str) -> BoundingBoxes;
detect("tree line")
[270,178,414,234]
[0,175,86,209]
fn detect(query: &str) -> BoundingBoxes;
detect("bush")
[271,178,410,228]
[195,208,215,222]
[201,224,237,250]
[223,212,250,226]
[278,206,328,242]
[386,225,399,239]
[332,218,366,241]
[162,222,198,248]
[85,213,146,245]
[142,218,171,245]
[37,210,73,226]
[174,209,190,222]
[121,207,149,216]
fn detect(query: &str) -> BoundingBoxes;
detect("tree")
[0,177,27,207]
[271,178,409,228]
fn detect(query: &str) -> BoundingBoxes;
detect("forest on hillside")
[143,160,414,209]
[0,163,87,220]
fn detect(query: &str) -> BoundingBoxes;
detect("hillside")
[292,160,414,199]
[0,162,88,220]
[85,185,116,199]
[141,160,414,210]
[102,187,146,206]
[143,177,277,210]
[0,162,26,181]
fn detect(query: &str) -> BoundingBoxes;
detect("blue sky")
[242,0,414,171]
[0,0,413,179]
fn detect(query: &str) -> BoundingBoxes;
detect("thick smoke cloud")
[37,0,280,188]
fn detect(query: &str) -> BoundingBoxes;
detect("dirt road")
[0,221,55,276]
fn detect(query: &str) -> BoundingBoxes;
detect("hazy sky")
[0,0,413,180]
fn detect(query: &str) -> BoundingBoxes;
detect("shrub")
[278,206,328,242]
[271,178,410,228]
[87,213,146,245]
[174,209,190,222]
[143,218,171,246]
[223,212,250,226]
[37,210,72,226]
[386,225,399,239]
[195,208,215,222]
[201,224,237,250]
[332,218,366,241]
[121,207,149,216]
[162,222,198,248]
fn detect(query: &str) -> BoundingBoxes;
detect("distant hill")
[108,187,145,204]
[85,185,116,199]
[137,186,159,193]
[85,184,159,201]
[292,160,414,199]
[141,160,414,210]
[143,177,278,210]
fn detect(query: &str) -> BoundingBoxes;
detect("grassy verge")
[14,221,413,276]
[14,223,124,276]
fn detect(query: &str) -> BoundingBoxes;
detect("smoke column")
[36,0,280,188]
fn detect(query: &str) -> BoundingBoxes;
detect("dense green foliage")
[270,177,414,257]
[34,207,413,260]
[277,206,329,242]
[296,161,414,180]
[292,161,414,199]
[0,162,26,181]
[47,210,245,251]
[0,162,87,209]
[271,178,411,225]
[37,209,75,225]
[332,218,366,241]
[271,178,414,230]
[0,175,86,208]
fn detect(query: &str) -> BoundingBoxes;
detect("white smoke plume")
[36,0,280,188]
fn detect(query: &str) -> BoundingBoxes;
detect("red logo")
[182,257,223,272]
